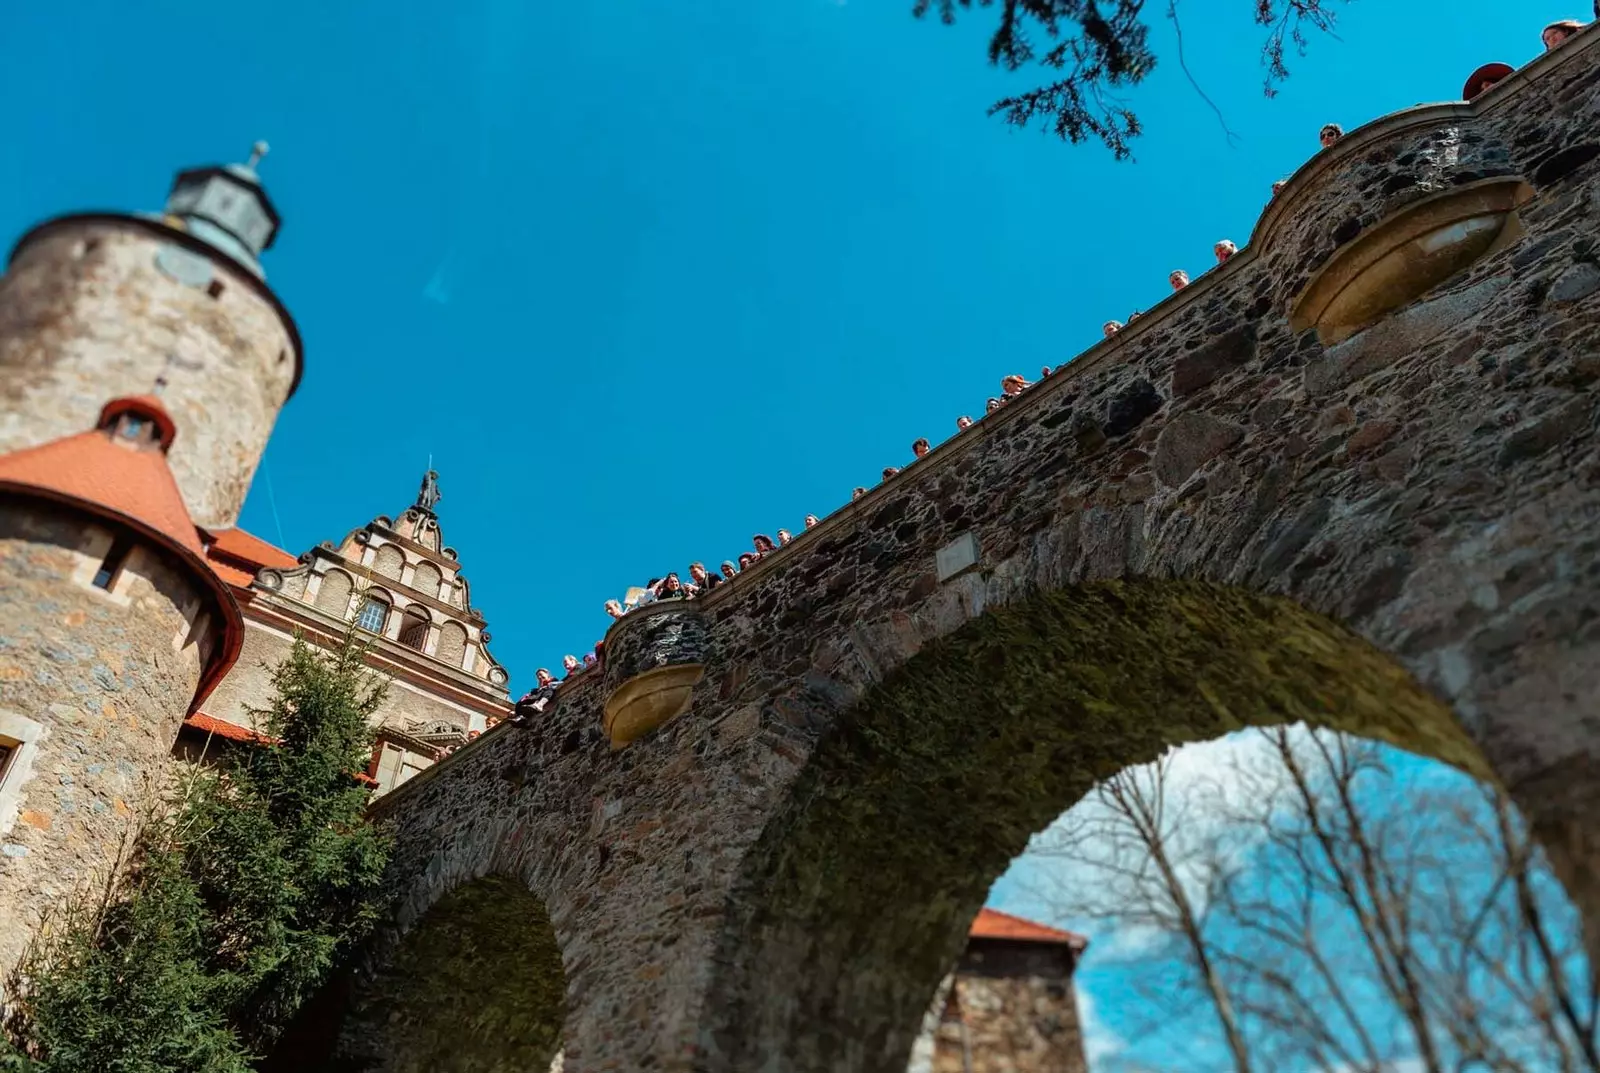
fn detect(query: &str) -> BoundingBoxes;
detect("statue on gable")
[416,469,442,512]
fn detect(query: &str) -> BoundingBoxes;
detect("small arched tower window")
[412,561,442,599]
[356,596,390,634]
[372,543,405,581]
[398,607,430,651]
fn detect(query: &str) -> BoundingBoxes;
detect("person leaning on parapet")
[804,513,820,529]
[1103,320,1123,338]
[752,534,778,558]
[1001,374,1031,398]
[911,437,931,460]
[657,572,689,600]
[1543,18,1587,48]
[1319,123,1344,149]
[956,415,974,430]
[777,528,794,546]
[1213,239,1237,264]
[688,560,720,594]
[604,598,625,620]
[511,668,561,724]
[562,654,582,678]
[1169,269,1190,291]
[1462,61,1514,101]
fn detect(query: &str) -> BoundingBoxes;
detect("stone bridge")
[281,34,1600,1073]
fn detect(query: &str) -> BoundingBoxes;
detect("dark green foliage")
[1,847,249,1073]
[1,632,392,1072]
[913,0,1346,158]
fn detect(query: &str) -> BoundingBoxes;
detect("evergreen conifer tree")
[1,631,392,1072]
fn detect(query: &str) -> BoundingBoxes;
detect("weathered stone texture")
[329,875,566,1073]
[0,501,204,976]
[0,221,297,528]
[921,943,1086,1073]
[292,36,1600,1073]
[602,600,709,688]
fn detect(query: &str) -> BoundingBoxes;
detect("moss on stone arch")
[335,874,566,1073]
[702,579,1486,1073]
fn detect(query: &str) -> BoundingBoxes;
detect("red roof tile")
[0,397,243,710]
[185,712,272,744]
[203,526,296,591]
[0,400,204,558]
[207,526,295,569]
[970,908,1087,948]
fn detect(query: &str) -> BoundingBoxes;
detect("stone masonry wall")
[0,500,205,978]
[0,221,298,528]
[927,943,1086,1073]
[316,33,1600,1073]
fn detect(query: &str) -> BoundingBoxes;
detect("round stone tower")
[0,394,244,978]
[0,143,302,529]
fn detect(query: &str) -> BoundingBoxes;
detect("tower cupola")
[161,141,281,278]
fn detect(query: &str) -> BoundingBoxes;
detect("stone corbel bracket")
[600,600,709,749]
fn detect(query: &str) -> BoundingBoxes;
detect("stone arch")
[411,560,442,598]
[372,543,405,581]
[435,620,468,668]
[271,874,567,1073]
[314,568,353,616]
[696,580,1508,1073]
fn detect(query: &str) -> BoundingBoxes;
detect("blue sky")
[1,5,1589,1066]
[0,0,1577,685]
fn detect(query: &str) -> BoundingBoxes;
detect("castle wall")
[341,35,1600,1073]
[0,221,298,528]
[0,499,206,976]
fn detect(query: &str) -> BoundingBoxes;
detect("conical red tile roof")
[0,397,202,557]
[0,397,243,708]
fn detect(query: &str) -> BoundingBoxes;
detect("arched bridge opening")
[698,580,1503,1073]
[270,874,566,1073]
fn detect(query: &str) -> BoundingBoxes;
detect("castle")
[0,136,1097,1069]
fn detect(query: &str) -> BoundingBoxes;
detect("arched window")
[412,561,442,598]
[373,543,405,580]
[316,569,354,616]
[436,621,468,668]
[356,596,390,634]
[398,607,431,651]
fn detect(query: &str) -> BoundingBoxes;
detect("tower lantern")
[161,141,281,278]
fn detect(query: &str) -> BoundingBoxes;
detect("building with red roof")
[0,146,507,983]
[906,908,1091,1073]
[184,478,512,795]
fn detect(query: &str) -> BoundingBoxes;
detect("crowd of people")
[504,14,1595,726]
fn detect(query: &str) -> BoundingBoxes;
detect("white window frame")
[0,710,44,837]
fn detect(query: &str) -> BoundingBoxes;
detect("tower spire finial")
[247,140,269,171]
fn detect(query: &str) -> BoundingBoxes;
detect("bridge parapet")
[320,31,1600,1073]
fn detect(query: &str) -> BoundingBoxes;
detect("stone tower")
[0,143,301,529]
[0,394,244,978]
